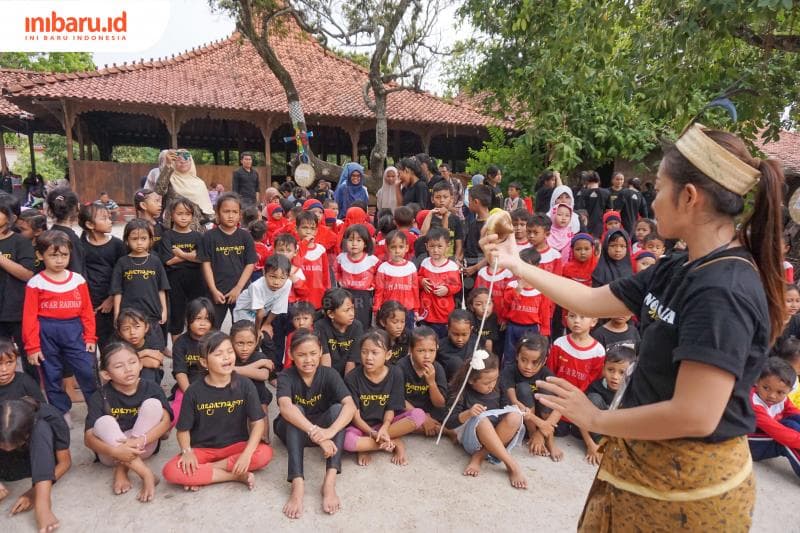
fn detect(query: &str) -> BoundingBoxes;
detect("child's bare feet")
[463,456,482,477]
[548,439,564,462]
[390,439,408,466]
[35,506,60,533]
[0,482,8,502]
[529,432,549,457]
[507,465,528,490]
[283,478,304,519]
[356,451,372,466]
[321,477,341,515]
[235,472,255,490]
[183,485,200,492]
[113,466,132,495]
[136,471,159,503]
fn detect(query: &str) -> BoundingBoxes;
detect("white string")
[436,256,500,444]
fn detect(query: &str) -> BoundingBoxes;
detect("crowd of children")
[1,158,799,531]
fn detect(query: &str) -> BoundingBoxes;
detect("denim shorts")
[457,405,525,456]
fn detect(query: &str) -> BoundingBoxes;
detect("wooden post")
[62,99,75,186]
[421,130,433,155]
[348,127,360,163]
[27,127,37,176]
[76,118,85,161]
[259,122,273,189]
[168,108,178,149]
[0,132,8,174]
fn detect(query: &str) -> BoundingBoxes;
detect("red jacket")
[293,241,330,309]
[751,389,800,448]
[23,271,97,353]
[334,253,380,291]
[546,335,605,392]
[373,260,419,313]
[474,266,514,320]
[418,257,462,324]
[502,280,551,336]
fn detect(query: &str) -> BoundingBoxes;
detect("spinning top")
[484,210,514,243]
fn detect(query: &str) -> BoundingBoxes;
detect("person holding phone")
[154,149,214,224]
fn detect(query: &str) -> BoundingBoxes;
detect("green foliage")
[112,146,162,164]
[465,127,543,192]
[451,0,800,174]
[6,134,67,180]
[0,52,95,72]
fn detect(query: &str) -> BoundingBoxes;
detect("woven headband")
[674,123,760,196]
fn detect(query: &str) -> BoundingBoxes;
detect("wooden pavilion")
[2,25,500,203]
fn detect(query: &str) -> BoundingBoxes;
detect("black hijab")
[592,228,633,287]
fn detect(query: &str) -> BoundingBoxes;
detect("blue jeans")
[39,317,97,414]
[748,415,800,478]
[503,322,539,368]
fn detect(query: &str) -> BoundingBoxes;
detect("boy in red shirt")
[292,211,330,310]
[373,230,419,331]
[418,227,462,339]
[249,220,270,282]
[502,248,551,366]
[393,206,417,261]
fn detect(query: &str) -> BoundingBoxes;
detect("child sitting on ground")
[437,309,479,380]
[0,340,43,402]
[777,336,800,408]
[376,300,410,364]
[468,288,499,355]
[231,320,274,442]
[397,327,448,437]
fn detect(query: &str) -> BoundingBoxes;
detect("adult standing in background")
[485,165,504,210]
[232,152,260,208]
[417,153,442,209]
[396,157,429,208]
[440,163,465,220]
[333,162,369,219]
[534,170,559,213]
[376,166,400,213]
[575,171,611,238]
[155,149,214,222]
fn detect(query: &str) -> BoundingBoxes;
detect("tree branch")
[733,24,800,52]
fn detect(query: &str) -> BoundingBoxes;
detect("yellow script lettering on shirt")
[328,338,354,350]
[294,393,322,407]
[196,399,244,416]
[215,245,245,256]
[124,268,156,281]
[405,383,429,395]
[110,407,139,417]
[360,393,389,407]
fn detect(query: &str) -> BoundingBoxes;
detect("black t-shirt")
[499,364,554,396]
[591,323,641,349]
[198,227,257,293]
[616,188,648,235]
[276,365,351,423]
[586,378,616,406]
[437,334,478,368]
[177,375,265,449]
[535,186,554,214]
[51,224,86,277]
[345,365,406,426]
[29,404,70,483]
[609,248,769,442]
[402,179,429,208]
[0,372,44,402]
[81,234,126,308]
[397,355,446,412]
[110,253,170,322]
[426,173,445,209]
[235,351,273,406]
[429,214,464,258]
[464,218,486,259]
[157,229,202,272]
[171,334,205,384]
[473,313,499,350]
[607,187,624,211]
[445,386,502,429]
[388,335,410,365]
[85,380,172,432]
[151,221,164,248]
[232,167,260,202]
[487,183,504,211]
[575,187,611,238]
[314,317,364,375]
[0,232,35,321]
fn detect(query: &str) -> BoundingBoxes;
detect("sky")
[91,0,463,95]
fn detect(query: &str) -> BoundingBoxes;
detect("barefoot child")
[116,309,165,385]
[314,288,364,376]
[0,398,71,532]
[343,329,424,466]
[275,330,356,519]
[398,327,447,437]
[170,298,214,425]
[579,343,636,465]
[0,339,43,402]
[162,331,272,490]
[376,300,410,364]
[230,320,274,441]
[83,342,172,502]
[445,353,527,489]
[500,335,563,461]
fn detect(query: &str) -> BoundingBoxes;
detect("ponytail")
[740,158,786,344]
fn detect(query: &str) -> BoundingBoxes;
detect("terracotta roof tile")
[4,27,499,129]
[0,69,48,119]
[757,129,800,175]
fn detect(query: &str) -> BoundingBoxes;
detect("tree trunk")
[368,83,388,194]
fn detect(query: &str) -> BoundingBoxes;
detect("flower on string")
[471,349,490,371]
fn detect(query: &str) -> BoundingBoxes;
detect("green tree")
[0,52,95,72]
[450,0,800,175]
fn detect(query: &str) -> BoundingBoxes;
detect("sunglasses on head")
[176,151,191,160]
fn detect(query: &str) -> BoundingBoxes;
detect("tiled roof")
[4,27,497,129]
[0,69,48,119]
[757,129,800,174]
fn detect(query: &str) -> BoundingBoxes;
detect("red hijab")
[562,233,597,286]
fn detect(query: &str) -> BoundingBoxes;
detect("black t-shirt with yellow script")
[314,317,364,375]
[81,234,126,308]
[276,365,350,423]
[157,229,202,272]
[499,364,554,397]
[84,379,172,432]
[0,232,35,322]
[171,334,205,385]
[397,355,446,413]
[198,227,257,293]
[110,253,170,322]
[235,350,273,406]
[177,375,265,449]
[0,371,44,402]
[345,365,406,426]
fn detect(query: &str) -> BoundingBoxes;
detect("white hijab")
[549,185,580,233]
[376,166,400,212]
[161,153,214,216]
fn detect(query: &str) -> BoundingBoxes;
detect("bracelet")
[181,447,192,455]
[307,425,318,435]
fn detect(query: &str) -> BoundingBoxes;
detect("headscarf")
[471,174,485,187]
[547,202,574,261]
[601,210,622,242]
[302,199,324,212]
[549,185,580,233]
[334,162,369,218]
[376,166,400,212]
[145,149,169,191]
[336,206,375,253]
[562,233,597,286]
[324,209,337,225]
[160,152,214,216]
[592,228,633,287]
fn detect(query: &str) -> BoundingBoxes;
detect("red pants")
[162,441,272,486]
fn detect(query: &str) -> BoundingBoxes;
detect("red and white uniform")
[254,241,270,273]
[418,257,461,324]
[516,241,532,253]
[538,245,564,277]
[334,253,380,291]
[546,335,605,392]
[374,235,388,263]
[502,280,551,336]
[373,260,419,314]
[294,241,329,309]
[22,271,97,353]
[474,266,515,320]
[288,267,308,304]
[400,229,418,260]
[750,390,800,448]
[784,260,794,284]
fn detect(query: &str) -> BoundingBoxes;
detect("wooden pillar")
[27,127,37,176]
[76,119,85,161]
[62,99,75,186]
[87,139,93,161]
[348,127,360,163]
[421,130,433,155]
[167,108,178,149]
[259,123,273,189]
[0,132,8,174]
[223,149,230,165]
[212,149,220,165]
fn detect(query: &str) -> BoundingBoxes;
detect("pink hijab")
[548,203,574,262]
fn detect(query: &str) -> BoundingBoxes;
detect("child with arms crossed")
[397,327,448,437]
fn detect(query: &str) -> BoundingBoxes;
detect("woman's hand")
[535,377,601,431]
[165,151,178,169]
[479,232,524,273]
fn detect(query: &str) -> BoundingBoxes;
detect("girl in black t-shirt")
[343,329,425,466]
[170,298,214,427]
[0,398,71,533]
[230,320,274,441]
[115,308,165,385]
[133,188,163,247]
[274,330,356,519]
[158,198,205,342]
[376,300,410,364]
[84,342,172,502]
[162,331,272,490]
[47,187,85,276]
[314,288,364,376]
[400,327,447,436]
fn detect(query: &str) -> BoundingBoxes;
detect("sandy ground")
[4,223,798,531]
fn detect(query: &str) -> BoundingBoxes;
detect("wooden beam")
[168,108,178,148]
[76,117,85,160]
[62,99,75,185]
[0,132,8,175]
[259,122,274,190]
[348,127,360,163]
[27,127,36,176]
